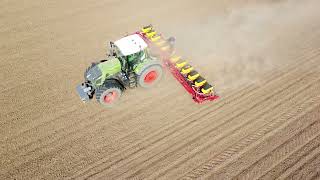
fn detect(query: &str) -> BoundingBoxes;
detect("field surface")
[1,0,320,179]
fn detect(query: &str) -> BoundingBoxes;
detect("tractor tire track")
[2,70,218,177]
[258,133,320,180]
[0,77,174,143]
[77,56,320,179]
[71,47,320,179]
[199,103,320,180]
[0,87,191,179]
[211,109,320,180]
[165,89,320,180]
[118,72,320,180]
[1,75,177,153]
[280,146,320,180]
[0,83,182,172]
[109,57,318,179]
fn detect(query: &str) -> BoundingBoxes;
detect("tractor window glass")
[115,47,127,68]
[127,54,137,62]
[139,50,145,60]
[116,56,125,70]
[115,46,124,57]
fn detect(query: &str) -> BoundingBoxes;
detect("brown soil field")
[1,0,320,179]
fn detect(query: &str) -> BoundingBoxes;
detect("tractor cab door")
[126,50,145,68]
[113,46,129,73]
[118,56,128,72]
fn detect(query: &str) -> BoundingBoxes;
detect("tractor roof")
[114,34,148,56]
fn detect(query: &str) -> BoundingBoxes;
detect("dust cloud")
[172,0,319,92]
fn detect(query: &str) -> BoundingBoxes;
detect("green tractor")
[76,34,169,107]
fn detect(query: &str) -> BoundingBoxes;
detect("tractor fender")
[134,59,162,75]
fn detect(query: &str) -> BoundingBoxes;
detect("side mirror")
[108,42,117,57]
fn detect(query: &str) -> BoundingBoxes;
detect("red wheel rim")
[103,91,117,103]
[144,70,158,84]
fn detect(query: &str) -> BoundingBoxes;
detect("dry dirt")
[1,0,320,179]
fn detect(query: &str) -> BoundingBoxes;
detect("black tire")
[138,64,163,88]
[96,81,123,107]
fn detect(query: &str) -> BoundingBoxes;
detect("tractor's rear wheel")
[96,81,123,107]
[138,64,163,88]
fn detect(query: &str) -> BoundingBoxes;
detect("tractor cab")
[113,34,148,71]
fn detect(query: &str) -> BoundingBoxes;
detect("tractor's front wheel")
[96,81,123,107]
[138,64,163,88]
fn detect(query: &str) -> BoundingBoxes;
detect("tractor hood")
[85,64,102,82]
[97,57,121,77]
[85,57,121,87]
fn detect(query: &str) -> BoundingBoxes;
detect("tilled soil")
[1,0,320,179]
